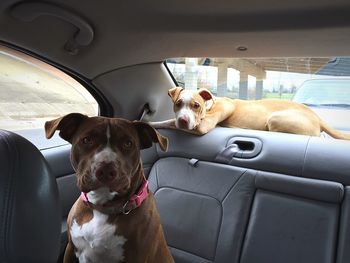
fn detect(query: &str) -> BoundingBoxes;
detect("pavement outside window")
[0,49,97,132]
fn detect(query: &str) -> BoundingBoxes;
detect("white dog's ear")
[198,88,215,110]
[168,87,184,102]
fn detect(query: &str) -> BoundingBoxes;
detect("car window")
[293,79,350,106]
[0,46,98,149]
[166,57,350,131]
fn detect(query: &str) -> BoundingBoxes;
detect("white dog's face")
[168,87,214,130]
[174,90,199,130]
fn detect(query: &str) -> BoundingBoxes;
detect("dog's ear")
[198,88,215,110]
[198,88,213,101]
[45,113,88,142]
[168,87,184,102]
[133,121,168,152]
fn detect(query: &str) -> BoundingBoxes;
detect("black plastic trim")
[163,60,179,86]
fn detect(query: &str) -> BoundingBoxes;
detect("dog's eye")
[123,140,133,149]
[193,102,200,109]
[82,136,93,145]
[175,99,183,107]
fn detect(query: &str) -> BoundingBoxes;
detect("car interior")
[1,0,350,263]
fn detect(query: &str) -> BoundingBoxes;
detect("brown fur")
[152,87,350,140]
[45,113,174,263]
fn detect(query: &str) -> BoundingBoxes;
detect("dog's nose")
[178,116,189,127]
[95,162,117,183]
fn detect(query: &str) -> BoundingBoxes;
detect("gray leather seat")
[145,128,350,263]
[0,130,61,263]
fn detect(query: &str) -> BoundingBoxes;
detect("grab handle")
[11,2,94,54]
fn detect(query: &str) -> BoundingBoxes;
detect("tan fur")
[152,87,350,140]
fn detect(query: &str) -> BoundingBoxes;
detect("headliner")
[1,0,350,79]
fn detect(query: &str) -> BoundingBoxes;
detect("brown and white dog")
[45,113,174,263]
[151,87,350,140]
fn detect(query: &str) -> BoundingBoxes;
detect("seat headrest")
[0,130,61,263]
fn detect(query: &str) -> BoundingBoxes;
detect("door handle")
[215,137,263,163]
[231,137,262,158]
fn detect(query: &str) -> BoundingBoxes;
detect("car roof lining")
[1,0,350,79]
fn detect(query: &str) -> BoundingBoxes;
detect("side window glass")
[0,47,98,149]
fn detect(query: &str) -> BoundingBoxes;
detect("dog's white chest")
[71,210,127,263]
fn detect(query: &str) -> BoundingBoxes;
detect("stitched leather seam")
[0,133,9,255]
[237,171,258,263]
[0,131,17,260]
[301,136,311,177]
[169,245,211,263]
[154,186,222,205]
[213,170,248,262]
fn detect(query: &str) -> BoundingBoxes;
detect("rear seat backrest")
[241,171,342,263]
[338,187,350,263]
[40,127,350,263]
[149,158,343,263]
[147,128,350,263]
[148,157,256,263]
